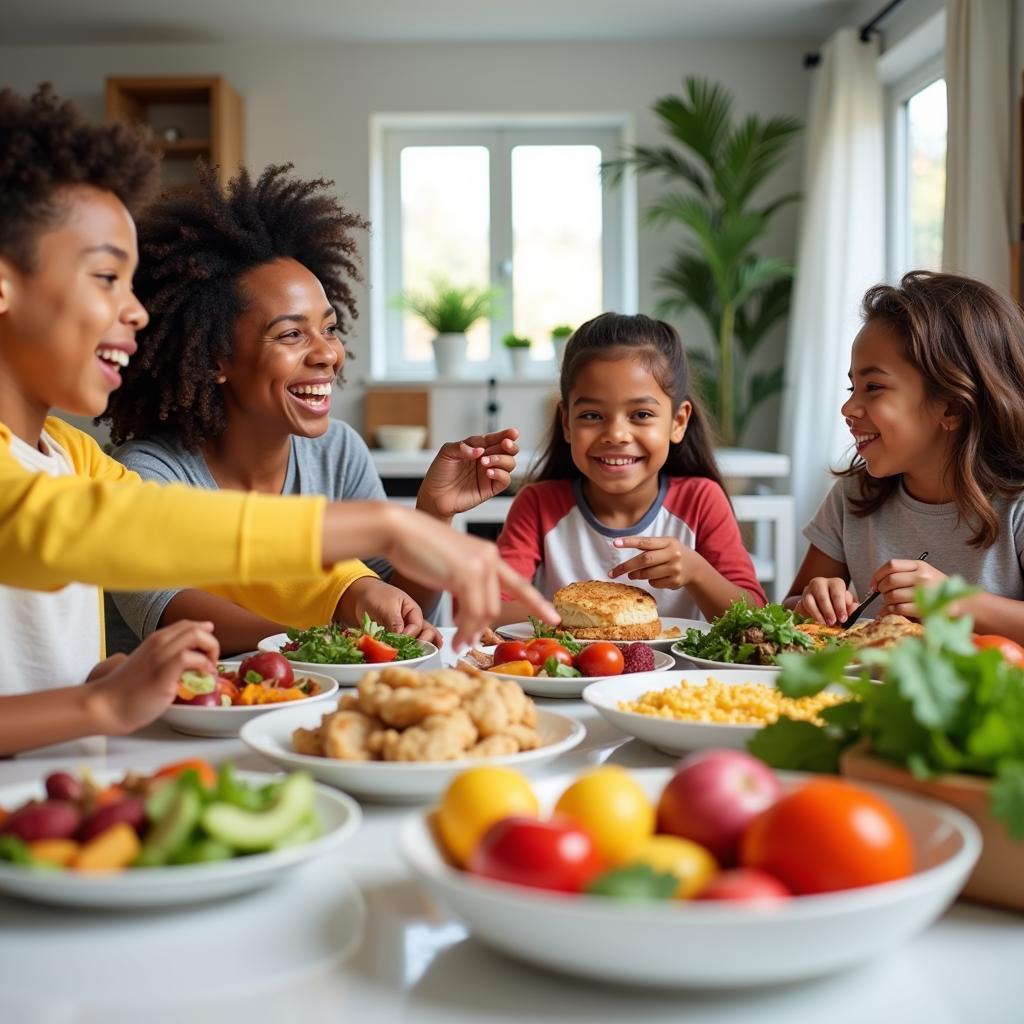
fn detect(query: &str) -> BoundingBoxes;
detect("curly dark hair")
[102,161,368,450]
[0,83,159,270]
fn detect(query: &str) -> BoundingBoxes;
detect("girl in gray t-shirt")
[787,272,1024,645]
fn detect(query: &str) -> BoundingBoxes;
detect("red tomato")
[525,640,573,669]
[468,816,604,893]
[356,634,399,663]
[576,642,625,677]
[238,651,295,688]
[973,634,1024,667]
[493,641,531,666]
[694,868,791,903]
[741,779,913,895]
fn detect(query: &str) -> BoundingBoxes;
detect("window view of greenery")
[906,78,946,272]
[400,146,491,363]
[511,145,603,360]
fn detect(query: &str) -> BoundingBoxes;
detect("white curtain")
[942,0,1011,292]
[781,28,886,547]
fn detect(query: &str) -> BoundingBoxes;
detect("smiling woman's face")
[220,257,343,439]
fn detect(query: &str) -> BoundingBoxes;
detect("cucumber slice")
[271,811,321,850]
[171,836,234,864]
[201,773,315,852]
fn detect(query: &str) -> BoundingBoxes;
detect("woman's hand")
[793,578,857,625]
[377,505,556,648]
[335,576,443,647]
[871,559,948,618]
[609,535,694,589]
[416,427,519,520]
[89,620,219,735]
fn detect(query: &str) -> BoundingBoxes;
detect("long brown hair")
[840,271,1024,546]
[532,312,725,492]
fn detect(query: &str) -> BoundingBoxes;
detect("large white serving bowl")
[497,618,706,650]
[582,669,848,755]
[159,663,339,738]
[240,702,586,802]
[471,644,675,699]
[399,768,980,988]
[258,633,440,685]
[0,771,361,910]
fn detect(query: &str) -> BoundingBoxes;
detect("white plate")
[159,663,340,737]
[497,618,706,649]
[582,669,849,755]
[400,768,980,988]
[258,633,440,685]
[471,645,675,699]
[0,770,361,909]
[671,645,784,673]
[240,703,586,802]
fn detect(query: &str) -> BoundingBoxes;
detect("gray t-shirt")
[804,475,1024,602]
[109,420,395,642]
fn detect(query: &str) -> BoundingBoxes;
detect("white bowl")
[257,633,440,685]
[376,424,427,452]
[399,768,980,988]
[0,770,361,909]
[582,669,848,755]
[473,645,675,699]
[159,663,339,738]
[240,702,586,802]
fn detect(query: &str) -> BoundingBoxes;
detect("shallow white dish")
[470,645,674,699]
[258,633,439,685]
[240,703,586,802]
[582,669,845,755]
[0,770,361,909]
[497,618,706,650]
[671,645,784,673]
[400,768,980,988]
[159,663,339,738]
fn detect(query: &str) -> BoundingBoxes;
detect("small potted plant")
[551,324,574,369]
[750,577,1024,912]
[397,278,500,378]
[502,333,532,377]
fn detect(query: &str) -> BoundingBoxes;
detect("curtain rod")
[803,0,909,67]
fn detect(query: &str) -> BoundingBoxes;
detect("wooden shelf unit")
[105,75,244,192]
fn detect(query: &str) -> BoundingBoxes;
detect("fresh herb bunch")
[528,615,583,655]
[673,600,815,664]
[283,615,424,665]
[748,578,1024,840]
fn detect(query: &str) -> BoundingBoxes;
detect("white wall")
[0,37,812,450]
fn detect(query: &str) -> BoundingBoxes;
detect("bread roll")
[553,580,661,640]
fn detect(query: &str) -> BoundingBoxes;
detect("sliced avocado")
[271,810,321,850]
[170,836,234,864]
[135,786,202,867]
[201,773,315,852]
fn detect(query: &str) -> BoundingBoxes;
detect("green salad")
[673,600,816,665]
[281,614,425,665]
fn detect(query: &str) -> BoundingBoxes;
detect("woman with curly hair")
[0,85,552,752]
[102,162,522,654]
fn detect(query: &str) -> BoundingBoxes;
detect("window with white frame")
[370,118,634,378]
[887,59,947,278]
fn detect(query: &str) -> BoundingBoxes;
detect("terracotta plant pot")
[840,741,1024,912]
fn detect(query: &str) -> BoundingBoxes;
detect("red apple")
[657,749,781,864]
[189,691,226,707]
[237,651,294,688]
[694,868,791,903]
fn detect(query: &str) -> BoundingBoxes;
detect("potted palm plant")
[604,78,802,446]
[398,279,500,378]
[551,324,574,370]
[502,334,532,377]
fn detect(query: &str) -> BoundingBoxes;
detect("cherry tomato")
[525,640,573,669]
[469,816,604,893]
[356,634,399,663]
[741,779,913,895]
[576,642,625,677]
[238,651,295,687]
[493,641,531,666]
[972,634,1024,667]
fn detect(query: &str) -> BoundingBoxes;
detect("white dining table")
[1,630,1022,1024]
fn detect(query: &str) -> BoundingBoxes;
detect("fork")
[839,551,929,629]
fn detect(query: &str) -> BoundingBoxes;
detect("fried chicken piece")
[501,722,542,751]
[365,680,462,728]
[321,709,382,761]
[493,676,535,726]
[467,735,519,758]
[479,627,503,646]
[338,691,361,711]
[378,709,478,761]
[463,676,511,737]
[292,725,324,757]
